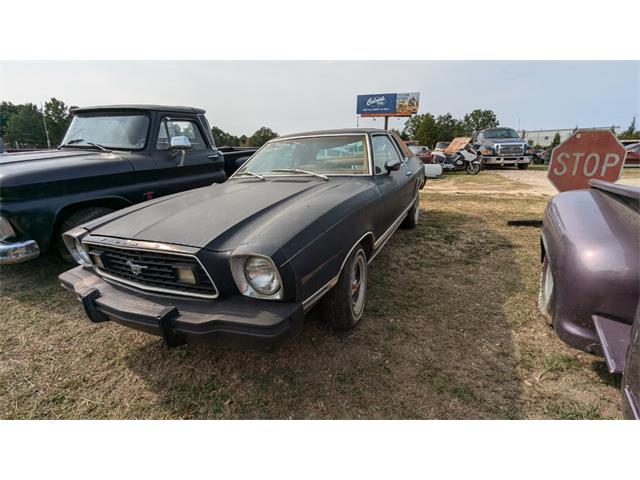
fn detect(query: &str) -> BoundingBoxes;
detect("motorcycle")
[432,144,482,175]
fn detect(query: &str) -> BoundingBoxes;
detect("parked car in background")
[624,142,640,167]
[434,141,450,152]
[539,180,640,418]
[0,105,256,265]
[472,127,532,169]
[59,128,426,350]
[408,144,442,178]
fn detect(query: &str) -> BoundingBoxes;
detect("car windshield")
[409,145,428,154]
[483,128,520,139]
[61,114,150,150]
[235,135,370,176]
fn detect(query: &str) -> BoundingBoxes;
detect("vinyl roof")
[71,104,206,114]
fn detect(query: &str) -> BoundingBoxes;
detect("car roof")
[277,128,389,139]
[71,104,206,114]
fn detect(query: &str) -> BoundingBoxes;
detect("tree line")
[0,98,278,149]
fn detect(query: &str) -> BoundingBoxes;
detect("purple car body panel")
[540,180,640,417]
[622,307,640,419]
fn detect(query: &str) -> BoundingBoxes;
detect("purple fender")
[540,180,640,360]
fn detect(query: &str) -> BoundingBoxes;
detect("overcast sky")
[1,61,638,136]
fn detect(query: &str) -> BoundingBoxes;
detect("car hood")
[86,177,371,255]
[0,148,130,190]
[484,138,526,145]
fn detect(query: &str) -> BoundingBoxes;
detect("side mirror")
[384,158,402,173]
[170,135,192,150]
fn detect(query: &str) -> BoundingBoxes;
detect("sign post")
[356,92,420,130]
[548,130,626,192]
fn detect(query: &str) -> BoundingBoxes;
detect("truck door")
[149,114,225,197]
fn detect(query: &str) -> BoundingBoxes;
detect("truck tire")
[517,163,529,170]
[401,197,420,229]
[322,245,368,330]
[57,207,114,263]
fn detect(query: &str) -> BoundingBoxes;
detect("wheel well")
[52,197,132,243]
[359,233,375,260]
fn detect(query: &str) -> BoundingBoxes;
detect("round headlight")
[244,256,280,295]
[74,238,91,265]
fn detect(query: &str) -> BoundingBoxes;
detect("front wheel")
[517,163,529,170]
[466,162,481,175]
[322,245,368,330]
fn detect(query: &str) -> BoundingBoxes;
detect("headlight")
[0,216,16,241]
[230,254,283,300]
[74,238,91,265]
[244,257,280,295]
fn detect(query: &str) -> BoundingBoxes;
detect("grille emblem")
[126,260,148,276]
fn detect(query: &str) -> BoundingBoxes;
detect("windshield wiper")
[234,170,265,180]
[59,138,85,148]
[86,142,110,152]
[269,168,329,180]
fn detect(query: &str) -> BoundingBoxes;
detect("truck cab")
[0,105,256,264]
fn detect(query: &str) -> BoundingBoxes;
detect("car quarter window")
[372,135,402,174]
[156,118,207,151]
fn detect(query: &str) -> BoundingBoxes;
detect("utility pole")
[41,102,51,149]
[384,117,389,130]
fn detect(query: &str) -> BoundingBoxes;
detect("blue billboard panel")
[357,93,397,115]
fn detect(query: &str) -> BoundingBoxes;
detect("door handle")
[406,171,412,176]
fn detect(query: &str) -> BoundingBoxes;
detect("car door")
[389,132,421,206]
[150,114,224,197]
[371,134,410,234]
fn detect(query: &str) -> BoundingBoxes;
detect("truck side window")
[156,118,207,151]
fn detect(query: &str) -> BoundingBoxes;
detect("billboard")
[357,92,420,117]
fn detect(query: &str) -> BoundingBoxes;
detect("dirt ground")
[0,172,627,419]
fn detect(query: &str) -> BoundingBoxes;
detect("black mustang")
[59,129,426,349]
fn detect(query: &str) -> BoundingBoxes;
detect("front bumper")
[481,155,531,165]
[0,239,40,264]
[59,266,304,350]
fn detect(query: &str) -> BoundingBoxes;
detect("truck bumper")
[59,266,304,351]
[0,239,40,264]
[482,156,531,165]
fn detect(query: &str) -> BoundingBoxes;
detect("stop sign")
[548,130,626,192]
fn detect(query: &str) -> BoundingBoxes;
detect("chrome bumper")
[0,239,40,264]
[482,156,531,165]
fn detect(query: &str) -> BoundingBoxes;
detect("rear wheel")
[517,163,529,170]
[538,257,555,326]
[401,197,420,229]
[322,246,368,330]
[57,207,114,263]
[466,162,481,175]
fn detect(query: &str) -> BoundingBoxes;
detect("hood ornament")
[126,260,148,276]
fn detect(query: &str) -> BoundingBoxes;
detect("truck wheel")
[517,163,529,170]
[322,245,368,330]
[401,197,420,229]
[57,207,114,263]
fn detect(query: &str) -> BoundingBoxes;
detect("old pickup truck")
[472,127,532,169]
[0,105,256,264]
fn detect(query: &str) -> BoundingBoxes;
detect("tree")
[462,109,499,134]
[44,98,72,146]
[211,125,241,146]
[389,128,408,141]
[619,117,639,140]
[3,103,46,148]
[248,127,278,147]
[549,132,561,149]
[0,101,18,139]
[402,112,467,148]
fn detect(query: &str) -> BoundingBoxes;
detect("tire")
[517,163,529,170]
[538,257,555,326]
[57,207,114,263]
[466,162,481,175]
[322,245,368,330]
[401,196,420,229]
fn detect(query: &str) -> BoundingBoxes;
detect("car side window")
[372,135,402,174]
[156,118,207,151]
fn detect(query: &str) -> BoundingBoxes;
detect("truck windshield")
[483,128,520,139]
[235,135,370,176]
[60,114,150,150]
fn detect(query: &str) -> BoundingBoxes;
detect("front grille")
[498,144,524,155]
[85,243,217,299]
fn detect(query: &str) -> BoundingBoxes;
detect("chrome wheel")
[413,200,420,224]
[350,252,367,318]
[538,258,554,325]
